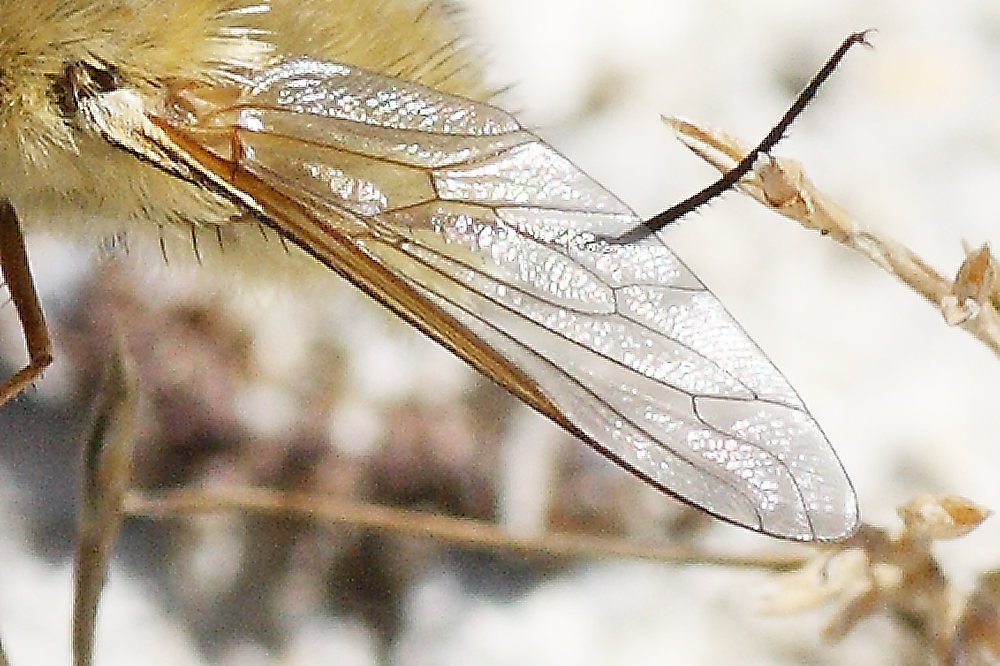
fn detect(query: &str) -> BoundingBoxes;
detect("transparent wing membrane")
[159,57,857,540]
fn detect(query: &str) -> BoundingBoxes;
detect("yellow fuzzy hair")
[0,0,484,155]
[0,0,488,277]
[254,0,487,98]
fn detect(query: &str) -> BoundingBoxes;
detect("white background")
[3,1,1000,664]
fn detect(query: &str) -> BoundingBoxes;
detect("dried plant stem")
[125,486,808,572]
[664,116,1000,357]
[73,343,137,666]
[664,112,1000,659]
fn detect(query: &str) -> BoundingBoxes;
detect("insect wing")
[157,58,858,541]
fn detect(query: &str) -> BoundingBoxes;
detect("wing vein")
[395,229,761,402]
[384,235,805,521]
[390,244,758,519]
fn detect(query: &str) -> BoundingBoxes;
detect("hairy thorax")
[0,0,486,276]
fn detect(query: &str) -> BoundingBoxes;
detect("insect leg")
[0,199,53,406]
[612,30,874,245]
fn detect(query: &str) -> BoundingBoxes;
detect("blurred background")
[2,0,1000,664]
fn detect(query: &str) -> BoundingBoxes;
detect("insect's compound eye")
[50,61,121,117]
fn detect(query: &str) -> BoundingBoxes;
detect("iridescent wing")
[150,57,857,541]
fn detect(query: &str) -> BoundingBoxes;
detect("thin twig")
[73,342,137,666]
[125,486,809,572]
[664,116,1000,358]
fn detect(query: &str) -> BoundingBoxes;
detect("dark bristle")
[612,30,874,245]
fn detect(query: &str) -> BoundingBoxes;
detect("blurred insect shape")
[0,0,858,541]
